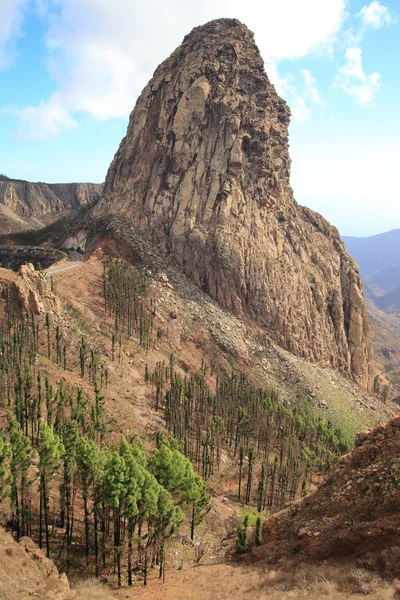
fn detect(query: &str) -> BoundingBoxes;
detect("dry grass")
[66,563,398,600]
[65,578,115,599]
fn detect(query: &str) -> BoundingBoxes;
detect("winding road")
[44,250,83,277]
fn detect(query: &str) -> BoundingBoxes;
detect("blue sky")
[0,0,399,236]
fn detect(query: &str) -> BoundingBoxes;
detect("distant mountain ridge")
[343,229,400,274]
[344,229,400,399]
[0,174,103,233]
[343,229,400,312]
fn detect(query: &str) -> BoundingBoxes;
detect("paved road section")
[44,250,83,277]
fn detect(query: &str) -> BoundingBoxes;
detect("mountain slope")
[93,18,373,388]
[0,527,69,600]
[344,230,400,397]
[0,223,396,598]
[344,230,400,312]
[0,175,103,233]
[344,229,400,277]
[258,415,400,578]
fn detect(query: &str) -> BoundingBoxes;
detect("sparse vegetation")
[0,251,396,599]
[0,275,209,587]
[146,358,351,510]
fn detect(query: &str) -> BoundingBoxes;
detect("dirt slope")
[51,241,396,439]
[258,416,400,578]
[0,247,398,600]
[0,527,69,600]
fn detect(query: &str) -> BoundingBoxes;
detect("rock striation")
[96,18,373,388]
[0,175,102,229]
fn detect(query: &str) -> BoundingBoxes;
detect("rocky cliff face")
[95,18,373,388]
[0,176,102,228]
[47,182,103,210]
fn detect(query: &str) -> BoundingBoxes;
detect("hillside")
[344,231,400,398]
[0,527,69,600]
[0,175,103,234]
[344,230,400,311]
[258,415,400,576]
[0,243,396,599]
[128,416,400,600]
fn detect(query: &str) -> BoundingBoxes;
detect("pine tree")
[0,431,10,504]
[37,423,64,557]
[150,437,208,510]
[55,326,62,366]
[150,436,209,544]
[7,415,32,539]
[119,437,145,586]
[152,486,182,581]
[245,447,255,504]
[236,515,248,554]
[190,476,210,541]
[45,314,51,359]
[103,450,127,588]
[45,377,53,426]
[255,516,262,546]
[60,421,79,569]
[257,462,265,513]
[238,446,244,502]
[80,337,86,377]
[76,434,100,566]
[23,370,33,439]
[93,385,107,443]
[36,373,42,442]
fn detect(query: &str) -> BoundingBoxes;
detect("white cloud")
[342,2,395,52]
[336,47,382,106]
[12,0,347,137]
[358,1,395,29]
[13,98,77,140]
[291,97,311,123]
[264,59,296,98]
[267,66,323,123]
[0,0,30,69]
[300,69,324,105]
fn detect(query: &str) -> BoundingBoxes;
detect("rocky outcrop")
[0,175,102,229]
[0,527,70,600]
[95,18,373,388]
[0,264,61,317]
[260,416,400,577]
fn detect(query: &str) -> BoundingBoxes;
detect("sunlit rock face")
[97,18,373,388]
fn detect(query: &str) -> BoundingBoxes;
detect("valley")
[344,230,400,399]
[0,15,398,600]
[0,175,103,234]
